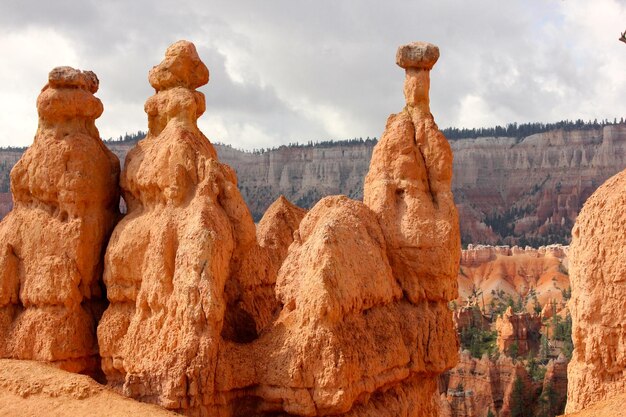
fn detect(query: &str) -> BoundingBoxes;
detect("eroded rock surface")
[565,168,626,413]
[0,67,119,374]
[437,352,568,417]
[97,40,460,417]
[495,307,542,357]
[0,359,177,417]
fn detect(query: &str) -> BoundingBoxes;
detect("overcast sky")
[0,0,624,149]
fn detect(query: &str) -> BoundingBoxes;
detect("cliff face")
[457,244,570,313]
[217,124,626,247]
[495,307,542,357]
[566,168,626,413]
[438,352,568,417]
[2,124,624,245]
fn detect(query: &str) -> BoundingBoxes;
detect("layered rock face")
[97,40,459,417]
[495,307,542,356]
[0,67,120,374]
[438,352,529,417]
[3,124,626,246]
[457,244,570,310]
[213,124,626,246]
[565,168,626,413]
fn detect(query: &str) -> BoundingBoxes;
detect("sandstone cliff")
[495,307,542,357]
[0,67,120,374]
[3,124,624,245]
[565,168,626,413]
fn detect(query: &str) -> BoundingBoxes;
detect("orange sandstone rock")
[565,168,626,413]
[458,244,570,310]
[495,306,542,357]
[98,40,254,413]
[364,41,460,305]
[98,39,460,417]
[0,67,120,374]
[0,359,177,417]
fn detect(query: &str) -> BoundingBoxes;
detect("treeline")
[9,117,626,152]
[244,137,379,155]
[105,130,147,143]
[441,118,625,140]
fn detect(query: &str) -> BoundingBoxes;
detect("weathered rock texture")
[437,352,568,417]
[98,40,460,417]
[0,67,119,374]
[495,307,542,357]
[0,359,177,417]
[438,352,530,417]
[97,40,259,412]
[565,168,626,413]
[560,392,626,417]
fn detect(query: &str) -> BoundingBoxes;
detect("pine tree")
[510,376,530,417]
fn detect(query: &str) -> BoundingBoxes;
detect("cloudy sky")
[0,0,624,149]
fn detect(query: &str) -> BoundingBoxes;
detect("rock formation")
[0,67,120,374]
[97,40,261,412]
[561,393,626,417]
[541,355,568,415]
[437,351,568,417]
[457,244,570,310]
[565,168,626,413]
[97,39,460,416]
[363,41,459,305]
[495,307,542,357]
[0,359,177,417]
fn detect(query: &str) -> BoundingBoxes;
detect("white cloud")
[0,28,80,147]
[0,0,624,149]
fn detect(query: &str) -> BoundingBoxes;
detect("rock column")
[0,67,120,374]
[565,168,626,412]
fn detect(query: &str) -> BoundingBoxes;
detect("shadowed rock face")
[95,40,459,417]
[0,66,120,374]
[566,168,626,413]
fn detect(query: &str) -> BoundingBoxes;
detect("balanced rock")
[0,67,120,374]
[214,40,459,416]
[565,168,626,413]
[364,41,459,304]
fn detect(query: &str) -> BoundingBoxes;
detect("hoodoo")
[96,40,305,415]
[97,39,459,417]
[0,66,120,374]
[565,168,626,413]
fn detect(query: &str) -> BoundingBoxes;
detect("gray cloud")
[0,0,624,149]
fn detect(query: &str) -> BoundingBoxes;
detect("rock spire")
[0,66,120,374]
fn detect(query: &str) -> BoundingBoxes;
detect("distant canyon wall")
[1,124,625,245]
